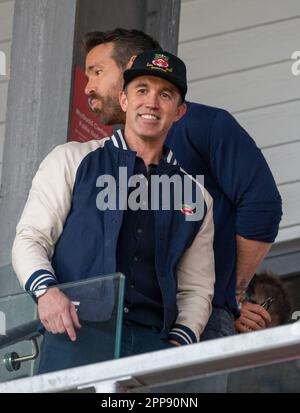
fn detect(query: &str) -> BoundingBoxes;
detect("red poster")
[68,65,112,142]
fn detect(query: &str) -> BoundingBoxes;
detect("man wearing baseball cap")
[13,49,215,373]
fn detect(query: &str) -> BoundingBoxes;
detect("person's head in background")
[245,271,292,327]
[83,28,162,125]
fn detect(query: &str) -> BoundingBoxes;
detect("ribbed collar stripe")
[166,149,177,166]
[166,150,173,164]
[111,134,119,148]
[111,129,178,165]
[117,129,128,150]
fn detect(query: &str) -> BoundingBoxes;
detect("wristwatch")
[34,286,49,300]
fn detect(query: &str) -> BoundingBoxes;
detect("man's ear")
[125,55,137,70]
[174,102,187,122]
[119,90,128,113]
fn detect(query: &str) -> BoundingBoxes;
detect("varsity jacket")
[12,129,215,344]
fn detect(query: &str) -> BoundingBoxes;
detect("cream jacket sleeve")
[169,186,215,344]
[12,139,106,291]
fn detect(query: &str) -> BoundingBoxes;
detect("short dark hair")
[82,28,162,70]
[247,271,292,325]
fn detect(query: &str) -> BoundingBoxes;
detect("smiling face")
[119,75,186,145]
[84,42,125,125]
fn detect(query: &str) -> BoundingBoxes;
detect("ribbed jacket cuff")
[168,323,197,345]
[24,269,58,292]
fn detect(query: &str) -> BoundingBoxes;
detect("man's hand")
[169,339,181,346]
[235,301,271,333]
[38,287,81,341]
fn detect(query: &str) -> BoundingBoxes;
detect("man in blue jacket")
[81,28,282,338]
[13,50,215,373]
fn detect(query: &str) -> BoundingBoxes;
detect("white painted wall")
[179,0,300,243]
[0,0,14,185]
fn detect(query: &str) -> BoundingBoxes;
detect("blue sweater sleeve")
[210,109,282,242]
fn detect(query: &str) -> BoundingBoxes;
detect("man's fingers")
[238,316,262,331]
[61,311,77,341]
[54,317,67,334]
[40,314,59,334]
[169,339,180,346]
[248,303,272,324]
[235,320,252,333]
[42,319,52,333]
[243,309,267,328]
[237,301,273,333]
[47,319,59,334]
[241,302,272,325]
[70,305,82,329]
[259,306,272,324]
[38,289,81,338]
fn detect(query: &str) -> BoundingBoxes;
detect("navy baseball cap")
[123,50,187,101]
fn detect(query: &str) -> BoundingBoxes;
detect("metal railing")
[0,322,299,392]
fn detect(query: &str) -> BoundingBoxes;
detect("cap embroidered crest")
[152,54,170,69]
[123,49,187,100]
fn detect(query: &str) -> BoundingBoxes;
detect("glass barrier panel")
[141,357,300,393]
[0,271,125,382]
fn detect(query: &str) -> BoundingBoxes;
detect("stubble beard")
[88,94,125,125]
